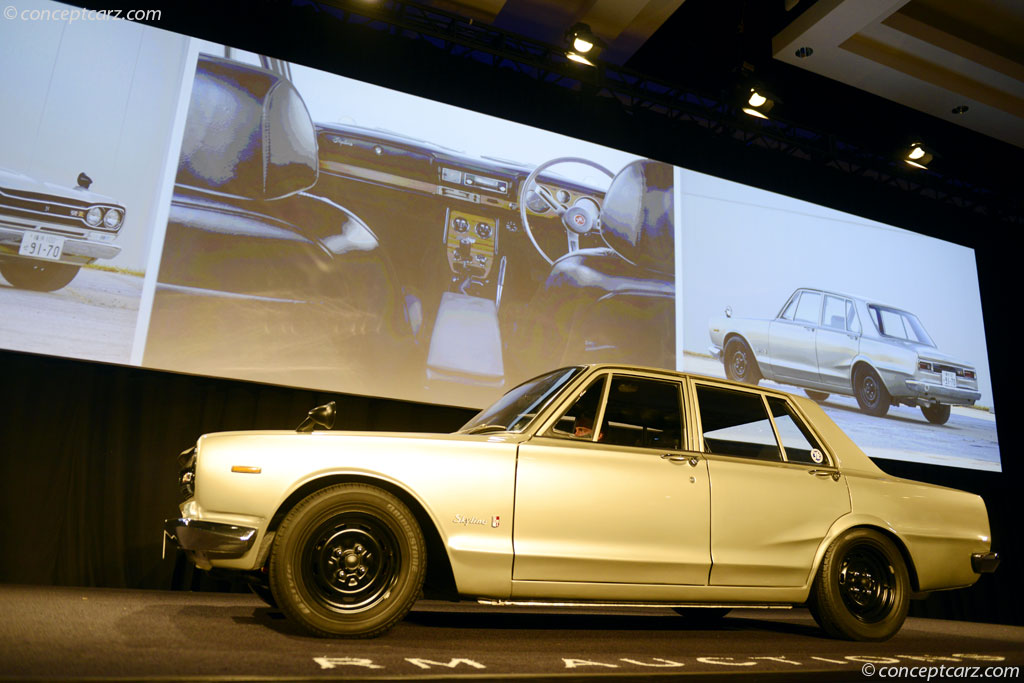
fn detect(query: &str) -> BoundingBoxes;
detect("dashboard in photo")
[678,169,999,472]
[141,49,676,407]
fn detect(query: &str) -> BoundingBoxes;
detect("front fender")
[187,431,518,597]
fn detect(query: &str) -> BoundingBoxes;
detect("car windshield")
[868,305,935,347]
[459,367,583,434]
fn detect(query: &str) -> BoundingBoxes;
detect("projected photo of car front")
[142,52,675,407]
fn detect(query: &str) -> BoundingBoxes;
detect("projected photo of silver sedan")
[708,288,981,424]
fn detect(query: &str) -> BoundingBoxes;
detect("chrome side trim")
[477,599,792,609]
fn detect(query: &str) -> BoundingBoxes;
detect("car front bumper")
[163,518,258,569]
[0,225,121,263]
[903,379,981,406]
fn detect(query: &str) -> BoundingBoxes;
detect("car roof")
[578,363,796,397]
[789,287,910,313]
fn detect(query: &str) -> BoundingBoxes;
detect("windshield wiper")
[462,424,509,434]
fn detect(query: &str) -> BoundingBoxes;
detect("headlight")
[86,207,103,226]
[103,208,123,229]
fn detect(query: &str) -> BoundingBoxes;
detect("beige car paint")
[176,364,993,606]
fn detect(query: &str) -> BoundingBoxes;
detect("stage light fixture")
[742,88,775,118]
[568,23,596,53]
[903,142,933,169]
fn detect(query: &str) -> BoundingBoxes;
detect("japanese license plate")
[19,232,65,261]
[941,370,957,388]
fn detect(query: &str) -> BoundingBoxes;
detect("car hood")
[0,165,120,204]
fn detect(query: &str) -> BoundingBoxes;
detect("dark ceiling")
[415,0,1023,209]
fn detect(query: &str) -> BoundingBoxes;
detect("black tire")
[810,529,909,641]
[0,260,80,291]
[270,483,426,638]
[673,607,731,624]
[723,338,760,385]
[921,403,951,425]
[853,367,890,417]
[805,390,830,402]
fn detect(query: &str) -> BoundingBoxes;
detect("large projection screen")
[0,4,999,472]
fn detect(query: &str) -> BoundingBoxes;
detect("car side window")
[767,397,829,465]
[696,385,781,461]
[846,300,861,334]
[779,293,798,320]
[548,376,607,440]
[793,291,822,324]
[601,376,683,449]
[823,295,847,330]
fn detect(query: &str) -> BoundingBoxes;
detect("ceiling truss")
[310,0,1019,224]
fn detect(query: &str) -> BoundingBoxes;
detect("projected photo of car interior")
[142,49,675,406]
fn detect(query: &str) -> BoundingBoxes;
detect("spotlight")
[566,52,596,67]
[567,23,597,54]
[742,87,775,118]
[903,142,934,169]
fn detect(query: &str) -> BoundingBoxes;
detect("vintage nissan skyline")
[708,288,982,424]
[164,364,998,642]
[0,166,126,291]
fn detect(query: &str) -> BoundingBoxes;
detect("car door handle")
[662,454,701,467]
[809,469,841,481]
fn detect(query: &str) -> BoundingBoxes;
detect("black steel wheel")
[270,483,425,637]
[811,528,909,641]
[805,389,830,403]
[921,403,951,425]
[853,367,890,417]
[724,338,760,385]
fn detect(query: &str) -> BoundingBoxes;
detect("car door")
[767,289,822,384]
[815,294,861,389]
[690,379,850,587]
[513,371,711,586]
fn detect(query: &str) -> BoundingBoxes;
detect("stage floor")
[1,585,1021,680]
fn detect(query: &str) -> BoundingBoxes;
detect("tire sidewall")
[813,529,909,641]
[922,403,951,425]
[854,367,890,417]
[0,260,80,291]
[271,484,425,637]
[724,338,759,384]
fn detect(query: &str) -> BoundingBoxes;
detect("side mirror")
[77,172,93,190]
[296,401,336,433]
